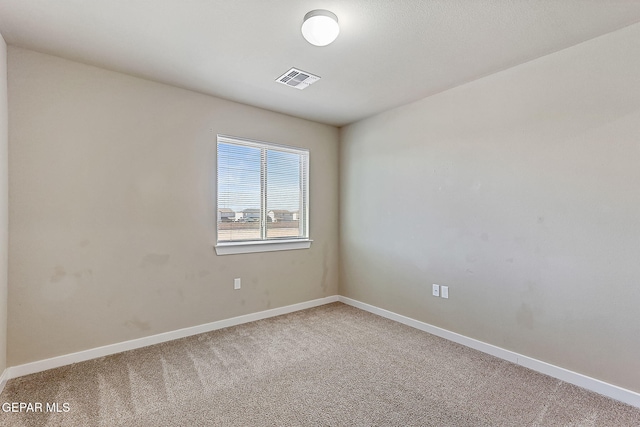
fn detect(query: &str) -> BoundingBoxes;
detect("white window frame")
[215,134,311,255]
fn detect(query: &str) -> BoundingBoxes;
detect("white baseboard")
[7,295,339,380]
[0,368,8,395]
[338,296,640,409]
[6,294,639,409]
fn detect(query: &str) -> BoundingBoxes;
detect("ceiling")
[1,1,640,127]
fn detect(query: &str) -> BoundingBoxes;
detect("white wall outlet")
[234,278,241,290]
[441,285,449,299]
[432,284,440,297]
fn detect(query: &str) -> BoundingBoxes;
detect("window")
[215,135,311,255]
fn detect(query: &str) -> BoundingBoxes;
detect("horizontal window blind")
[217,135,309,243]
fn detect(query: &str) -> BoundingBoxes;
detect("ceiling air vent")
[276,68,320,90]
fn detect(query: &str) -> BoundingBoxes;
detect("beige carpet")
[1,302,639,426]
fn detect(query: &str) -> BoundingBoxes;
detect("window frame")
[215,134,311,255]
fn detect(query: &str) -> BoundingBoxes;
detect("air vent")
[275,68,320,90]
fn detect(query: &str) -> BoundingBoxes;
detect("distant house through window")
[216,135,309,251]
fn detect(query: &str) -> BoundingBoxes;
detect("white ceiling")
[1,1,640,127]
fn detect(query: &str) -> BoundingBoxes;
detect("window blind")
[217,135,309,243]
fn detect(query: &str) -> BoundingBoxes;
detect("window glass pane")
[217,142,261,242]
[266,149,302,239]
[216,136,308,244]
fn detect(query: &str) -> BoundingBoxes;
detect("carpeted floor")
[1,302,639,426]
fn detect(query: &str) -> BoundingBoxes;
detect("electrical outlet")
[432,284,440,297]
[441,285,449,299]
[234,278,241,290]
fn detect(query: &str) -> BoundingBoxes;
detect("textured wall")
[8,47,339,366]
[340,23,640,392]
[0,34,8,375]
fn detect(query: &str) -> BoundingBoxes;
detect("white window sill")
[215,239,312,255]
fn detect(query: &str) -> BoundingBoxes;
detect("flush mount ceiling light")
[301,9,340,46]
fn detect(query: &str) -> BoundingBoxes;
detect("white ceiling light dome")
[301,10,340,46]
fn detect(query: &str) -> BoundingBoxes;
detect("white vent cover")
[276,68,320,90]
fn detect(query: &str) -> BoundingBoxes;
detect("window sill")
[215,239,312,255]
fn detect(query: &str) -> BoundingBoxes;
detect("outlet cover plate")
[441,285,449,299]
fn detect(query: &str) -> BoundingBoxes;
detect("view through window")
[217,135,309,243]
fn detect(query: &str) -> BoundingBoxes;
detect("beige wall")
[0,34,8,374]
[340,23,640,392]
[8,47,339,366]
